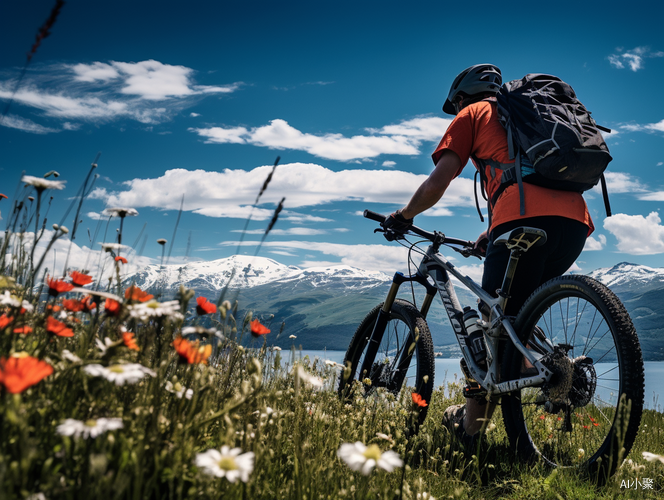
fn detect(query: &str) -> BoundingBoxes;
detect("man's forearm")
[400,150,462,220]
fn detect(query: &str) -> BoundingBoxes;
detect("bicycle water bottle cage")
[493,227,547,253]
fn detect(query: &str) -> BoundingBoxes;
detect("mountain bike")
[338,210,644,482]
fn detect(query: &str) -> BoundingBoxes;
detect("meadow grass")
[1,174,663,499]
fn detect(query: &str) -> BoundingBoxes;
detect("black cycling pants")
[481,216,588,317]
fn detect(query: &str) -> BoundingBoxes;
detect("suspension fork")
[359,272,437,380]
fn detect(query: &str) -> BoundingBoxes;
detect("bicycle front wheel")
[501,275,644,483]
[338,299,435,427]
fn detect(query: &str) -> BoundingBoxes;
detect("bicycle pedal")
[463,385,487,399]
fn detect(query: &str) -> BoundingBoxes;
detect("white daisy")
[102,207,138,218]
[272,346,282,352]
[95,337,115,353]
[325,359,344,369]
[21,300,34,313]
[642,451,664,464]
[56,417,123,439]
[127,300,181,322]
[417,493,436,500]
[337,442,403,476]
[194,446,255,483]
[165,381,193,399]
[0,291,21,308]
[294,365,324,388]
[101,243,127,251]
[61,349,81,363]
[83,363,156,385]
[22,175,66,191]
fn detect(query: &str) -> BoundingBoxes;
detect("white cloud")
[72,60,237,100]
[88,187,111,202]
[101,162,475,220]
[0,60,240,130]
[608,46,664,71]
[0,114,58,134]
[190,116,451,161]
[382,161,396,167]
[231,227,328,236]
[592,172,647,194]
[3,230,156,280]
[86,211,105,221]
[620,118,664,134]
[604,212,664,255]
[638,192,664,201]
[583,234,606,251]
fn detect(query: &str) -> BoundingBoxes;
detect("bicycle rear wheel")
[501,275,644,484]
[338,299,435,428]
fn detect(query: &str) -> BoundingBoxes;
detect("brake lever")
[375,227,407,242]
[455,246,483,260]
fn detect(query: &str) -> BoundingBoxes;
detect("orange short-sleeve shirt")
[432,100,594,235]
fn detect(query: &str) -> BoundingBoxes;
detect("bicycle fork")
[358,272,437,381]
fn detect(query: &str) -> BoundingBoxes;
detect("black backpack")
[474,74,612,220]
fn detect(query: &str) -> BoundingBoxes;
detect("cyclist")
[383,64,594,449]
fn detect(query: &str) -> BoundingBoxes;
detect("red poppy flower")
[125,285,153,303]
[70,271,93,287]
[0,315,14,330]
[0,356,53,394]
[104,298,121,316]
[46,316,74,337]
[46,304,62,313]
[250,319,270,337]
[173,336,212,364]
[47,278,74,297]
[196,296,217,315]
[0,193,7,200]
[62,296,96,313]
[122,331,140,351]
[411,392,428,408]
[62,298,84,312]
[13,326,33,334]
[115,256,128,264]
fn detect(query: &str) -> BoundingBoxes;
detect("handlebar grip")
[363,210,386,223]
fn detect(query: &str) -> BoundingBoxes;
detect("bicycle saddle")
[494,226,547,252]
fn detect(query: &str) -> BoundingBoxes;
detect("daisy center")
[85,419,98,427]
[109,365,125,373]
[218,456,238,471]
[363,444,382,462]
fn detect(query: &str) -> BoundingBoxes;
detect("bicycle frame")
[374,240,554,398]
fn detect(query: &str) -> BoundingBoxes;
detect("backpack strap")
[504,122,526,215]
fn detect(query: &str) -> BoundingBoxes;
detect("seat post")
[497,248,524,312]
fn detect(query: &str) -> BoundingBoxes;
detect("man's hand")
[382,210,413,240]
[474,230,489,257]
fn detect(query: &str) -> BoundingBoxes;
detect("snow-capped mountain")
[122,258,664,359]
[126,255,390,294]
[587,262,664,294]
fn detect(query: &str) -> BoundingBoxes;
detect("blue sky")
[1,0,663,280]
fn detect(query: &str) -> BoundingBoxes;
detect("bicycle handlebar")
[363,209,476,249]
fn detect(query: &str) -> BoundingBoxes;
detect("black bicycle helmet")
[442,64,502,115]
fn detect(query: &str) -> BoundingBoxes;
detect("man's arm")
[400,149,462,219]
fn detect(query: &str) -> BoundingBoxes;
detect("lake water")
[298,350,663,412]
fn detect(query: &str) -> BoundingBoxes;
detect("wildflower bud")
[222,300,232,311]
[53,224,59,231]
[157,238,167,245]
[59,226,69,234]
[248,358,262,375]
